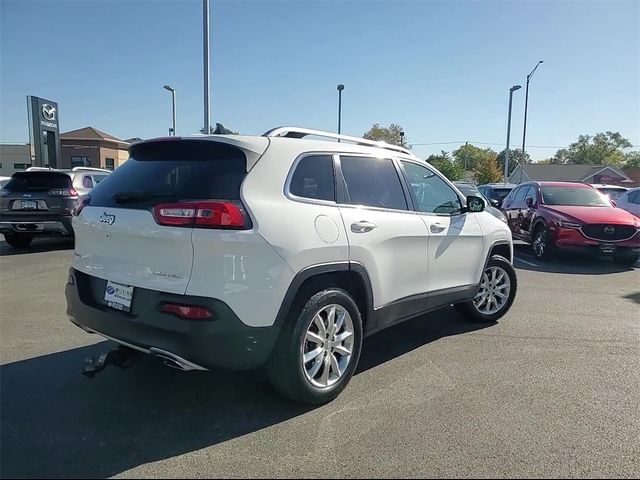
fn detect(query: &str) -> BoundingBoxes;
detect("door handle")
[351,221,377,233]
[430,223,446,233]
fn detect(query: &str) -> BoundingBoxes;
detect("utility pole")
[203,0,210,134]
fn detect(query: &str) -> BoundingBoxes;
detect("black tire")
[531,224,553,261]
[3,233,33,248]
[454,255,517,323]
[267,288,363,405]
[613,252,639,267]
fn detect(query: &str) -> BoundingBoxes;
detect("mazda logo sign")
[604,226,615,234]
[41,104,56,121]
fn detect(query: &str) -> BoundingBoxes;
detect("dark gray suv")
[0,168,109,248]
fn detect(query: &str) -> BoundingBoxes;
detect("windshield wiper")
[112,191,177,204]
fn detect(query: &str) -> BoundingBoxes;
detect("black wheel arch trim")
[274,261,374,331]
[483,240,513,272]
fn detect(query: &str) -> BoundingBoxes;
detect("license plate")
[21,200,37,209]
[104,281,134,312]
[599,243,616,254]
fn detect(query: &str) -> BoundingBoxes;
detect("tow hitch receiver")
[82,346,141,378]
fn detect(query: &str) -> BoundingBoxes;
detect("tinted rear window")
[341,156,408,210]
[494,188,513,200]
[4,172,71,192]
[89,141,247,208]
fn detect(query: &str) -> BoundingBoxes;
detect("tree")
[496,148,531,176]
[553,132,632,165]
[452,143,497,172]
[624,151,640,169]
[426,150,465,181]
[475,153,503,185]
[363,123,405,146]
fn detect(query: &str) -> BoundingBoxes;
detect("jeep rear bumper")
[65,269,281,370]
[0,215,73,236]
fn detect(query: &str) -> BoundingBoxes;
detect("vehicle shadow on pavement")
[0,238,74,256]
[513,244,637,275]
[0,308,487,478]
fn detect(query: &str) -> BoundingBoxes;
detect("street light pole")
[505,85,522,183]
[163,85,176,136]
[520,60,543,183]
[203,0,210,134]
[337,84,344,141]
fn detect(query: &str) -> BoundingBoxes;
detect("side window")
[503,188,515,203]
[289,155,335,202]
[340,156,407,210]
[514,186,528,202]
[629,190,640,205]
[82,175,93,189]
[524,186,537,204]
[401,161,462,215]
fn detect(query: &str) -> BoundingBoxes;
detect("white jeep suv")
[65,127,517,404]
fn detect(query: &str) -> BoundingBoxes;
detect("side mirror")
[490,198,500,208]
[526,197,535,208]
[466,195,485,213]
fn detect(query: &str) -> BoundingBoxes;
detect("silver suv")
[0,167,110,247]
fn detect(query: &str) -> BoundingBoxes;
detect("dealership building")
[0,127,132,176]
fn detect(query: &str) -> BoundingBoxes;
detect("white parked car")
[65,127,517,404]
[590,183,628,200]
[615,187,640,217]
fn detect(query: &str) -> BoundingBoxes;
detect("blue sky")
[1,0,638,160]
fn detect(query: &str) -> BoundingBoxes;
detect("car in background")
[0,167,110,248]
[454,181,507,223]
[501,181,639,265]
[477,183,516,208]
[26,167,110,196]
[614,187,640,217]
[0,176,11,189]
[590,184,628,201]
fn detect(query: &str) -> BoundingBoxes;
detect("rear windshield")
[541,186,610,207]
[598,187,626,198]
[455,184,479,197]
[88,141,247,209]
[493,188,512,200]
[4,172,71,192]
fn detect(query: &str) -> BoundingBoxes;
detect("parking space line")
[515,256,539,267]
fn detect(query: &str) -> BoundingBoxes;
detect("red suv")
[502,181,640,266]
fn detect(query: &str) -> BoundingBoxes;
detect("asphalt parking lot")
[1,238,639,478]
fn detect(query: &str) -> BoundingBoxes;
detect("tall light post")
[163,85,176,136]
[337,84,344,141]
[203,0,210,134]
[521,60,543,182]
[504,84,522,183]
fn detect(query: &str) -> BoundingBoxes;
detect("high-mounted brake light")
[161,303,214,320]
[153,201,248,229]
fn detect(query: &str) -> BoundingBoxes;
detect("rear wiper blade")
[112,191,176,203]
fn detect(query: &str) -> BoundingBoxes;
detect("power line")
[409,141,640,149]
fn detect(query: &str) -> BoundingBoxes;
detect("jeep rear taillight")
[72,195,91,216]
[49,188,78,197]
[153,201,249,229]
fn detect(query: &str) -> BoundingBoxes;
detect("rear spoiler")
[129,136,270,170]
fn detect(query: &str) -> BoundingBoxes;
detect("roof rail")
[26,166,57,172]
[71,167,111,173]
[263,126,413,156]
